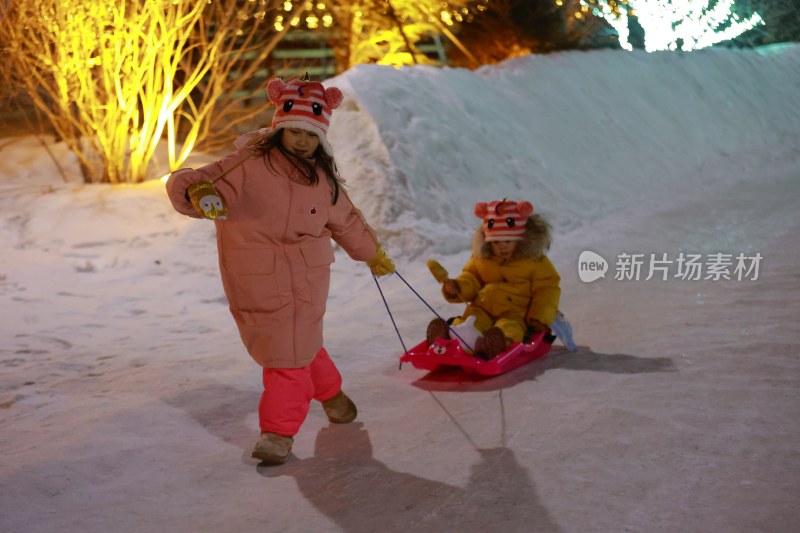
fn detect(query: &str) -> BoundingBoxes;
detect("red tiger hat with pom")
[267,75,344,156]
[474,199,534,242]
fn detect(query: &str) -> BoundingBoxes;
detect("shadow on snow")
[259,422,562,533]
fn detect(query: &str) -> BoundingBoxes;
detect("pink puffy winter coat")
[166,146,378,368]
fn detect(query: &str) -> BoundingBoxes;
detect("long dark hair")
[251,128,342,204]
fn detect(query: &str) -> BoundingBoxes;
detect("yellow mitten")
[187,182,228,220]
[367,245,395,276]
[426,259,448,284]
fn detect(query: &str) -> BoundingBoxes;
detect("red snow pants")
[259,347,342,437]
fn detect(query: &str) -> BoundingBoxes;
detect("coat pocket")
[300,240,335,311]
[300,240,335,268]
[223,248,283,312]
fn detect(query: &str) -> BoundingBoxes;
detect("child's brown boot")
[426,318,450,345]
[482,327,509,360]
[251,432,293,464]
[322,390,357,424]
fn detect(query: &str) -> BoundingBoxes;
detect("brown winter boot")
[480,327,510,360]
[322,390,358,424]
[251,432,294,465]
[426,318,450,345]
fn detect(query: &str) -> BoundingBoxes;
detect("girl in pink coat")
[165,77,394,465]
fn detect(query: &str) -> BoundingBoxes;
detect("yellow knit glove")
[426,259,448,283]
[367,245,395,276]
[428,259,461,298]
[187,181,228,220]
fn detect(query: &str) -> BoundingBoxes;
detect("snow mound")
[328,45,800,256]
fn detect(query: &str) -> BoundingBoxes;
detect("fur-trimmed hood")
[472,213,552,260]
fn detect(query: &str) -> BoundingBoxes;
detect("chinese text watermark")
[579,251,762,283]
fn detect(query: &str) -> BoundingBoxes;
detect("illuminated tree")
[576,0,764,51]
[271,0,488,69]
[340,0,489,68]
[0,0,294,184]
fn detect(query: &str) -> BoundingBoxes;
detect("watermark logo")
[578,251,608,283]
[578,251,763,282]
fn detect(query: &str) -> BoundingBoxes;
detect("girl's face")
[490,240,518,260]
[281,128,320,158]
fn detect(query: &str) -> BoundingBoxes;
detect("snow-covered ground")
[2,45,799,532]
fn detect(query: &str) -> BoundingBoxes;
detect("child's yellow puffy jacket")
[444,255,561,327]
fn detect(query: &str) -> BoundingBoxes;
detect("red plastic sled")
[399,330,554,376]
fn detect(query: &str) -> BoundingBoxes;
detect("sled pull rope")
[393,271,475,353]
[373,275,409,370]
[335,188,477,355]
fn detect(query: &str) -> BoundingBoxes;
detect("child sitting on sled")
[426,199,561,359]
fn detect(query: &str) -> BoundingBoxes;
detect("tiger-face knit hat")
[267,76,344,156]
[474,199,534,242]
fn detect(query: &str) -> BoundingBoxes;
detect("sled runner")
[399,328,555,376]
